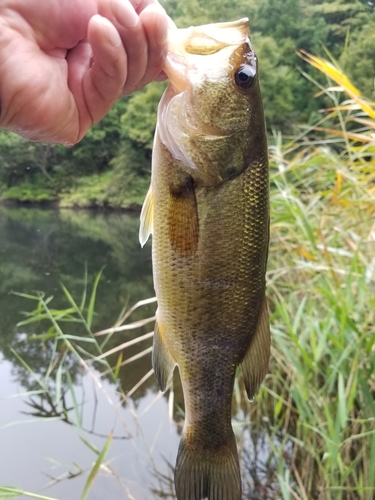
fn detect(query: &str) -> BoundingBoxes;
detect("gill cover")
[157,18,258,186]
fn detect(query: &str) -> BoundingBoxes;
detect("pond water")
[0,207,284,500]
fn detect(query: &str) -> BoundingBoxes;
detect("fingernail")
[112,0,139,28]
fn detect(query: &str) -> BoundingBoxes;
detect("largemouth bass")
[140,18,270,500]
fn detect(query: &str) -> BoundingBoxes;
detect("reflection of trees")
[6,296,159,403]
[0,207,154,336]
[9,334,82,393]
[0,206,157,404]
[240,427,292,499]
[19,375,130,441]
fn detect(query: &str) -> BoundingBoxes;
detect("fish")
[139,18,270,500]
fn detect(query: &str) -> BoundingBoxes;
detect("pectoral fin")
[168,177,199,257]
[152,317,176,392]
[241,296,270,400]
[139,185,154,247]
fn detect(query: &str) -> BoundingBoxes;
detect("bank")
[0,169,148,210]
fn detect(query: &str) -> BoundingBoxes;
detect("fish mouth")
[164,18,251,93]
[158,18,253,183]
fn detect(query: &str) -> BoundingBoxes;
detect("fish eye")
[234,65,256,89]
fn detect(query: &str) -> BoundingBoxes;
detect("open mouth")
[164,18,251,94]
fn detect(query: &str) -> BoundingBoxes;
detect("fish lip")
[194,17,249,31]
[164,18,252,92]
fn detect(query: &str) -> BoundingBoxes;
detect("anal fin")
[152,317,176,392]
[241,295,270,400]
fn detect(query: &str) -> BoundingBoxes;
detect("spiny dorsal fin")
[241,295,270,400]
[152,317,176,393]
[168,177,199,257]
[139,185,154,247]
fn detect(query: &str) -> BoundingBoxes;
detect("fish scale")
[140,18,270,500]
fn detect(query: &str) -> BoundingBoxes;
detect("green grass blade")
[113,352,123,380]
[0,486,58,499]
[337,372,347,430]
[81,432,113,500]
[80,262,88,312]
[9,348,47,392]
[86,268,104,329]
[66,370,82,430]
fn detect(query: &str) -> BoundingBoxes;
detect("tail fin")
[174,432,241,500]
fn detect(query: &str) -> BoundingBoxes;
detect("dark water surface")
[0,207,180,500]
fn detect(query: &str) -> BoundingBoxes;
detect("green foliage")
[1,0,375,206]
[120,82,166,151]
[162,0,254,27]
[0,177,56,202]
[252,35,297,129]
[59,171,114,208]
[0,131,57,184]
[251,56,375,498]
[340,19,375,98]
[309,0,372,51]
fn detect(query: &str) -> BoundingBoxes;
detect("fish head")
[158,18,266,186]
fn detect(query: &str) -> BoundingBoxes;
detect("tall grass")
[242,53,375,500]
[2,275,157,500]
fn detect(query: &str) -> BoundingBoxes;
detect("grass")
[1,273,157,500]
[244,53,375,499]
[2,55,375,499]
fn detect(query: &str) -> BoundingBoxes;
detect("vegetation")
[1,52,375,498]
[250,56,375,499]
[1,0,375,498]
[0,0,374,206]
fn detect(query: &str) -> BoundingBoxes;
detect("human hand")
[0,0,170,144]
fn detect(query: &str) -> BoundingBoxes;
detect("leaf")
[81,432,113,500]
[80,263,88,312]
[298,50,375,119]
[66,370,82,430]
[0,486,58,499]
[87,268,104,329]
[313,126,375,144]
[337,373,347,430]
[113,351,123,379]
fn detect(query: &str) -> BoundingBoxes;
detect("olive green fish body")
[140,18,270,500]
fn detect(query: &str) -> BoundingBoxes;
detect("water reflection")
[0,207,286,499]
[0,207,158,395]
[0,207,177,498]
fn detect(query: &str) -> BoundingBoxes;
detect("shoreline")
[0,198,142,212]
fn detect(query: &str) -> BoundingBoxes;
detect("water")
[0,206,181,500]
[0,207,287,500]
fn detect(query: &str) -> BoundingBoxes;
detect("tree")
[340,19,375,98]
